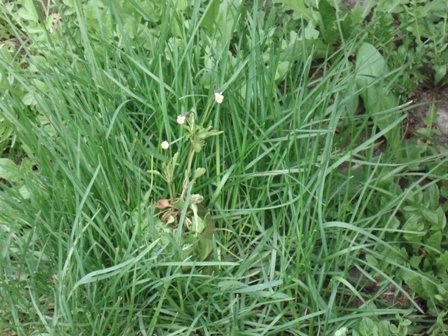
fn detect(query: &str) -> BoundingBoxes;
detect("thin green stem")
[168,180,175,201]
[181,145,196,200]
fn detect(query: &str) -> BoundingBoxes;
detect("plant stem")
[181,146,196,199]
[168,181,174,201]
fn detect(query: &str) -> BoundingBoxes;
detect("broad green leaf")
[318,0,338,44]
[0,120,14,143]
[193,167,206,180]
[423,184,439,210]
[386,246,408,264]
[198,212,214,260]
[341,80,359,117]
[406,23,425,44]
[409,255,422,269]
[273,0,313,21]
[202,0,220,32]
[190,203,205,233]
[434,64,447,84]
[197,232,213,261]
[427,230,442,251]
[358,317,375,334]
[22,92,37,106]
[17,0,40,22]
[219,0,243,44]
[403,217,426,243]
[355,43,401,148]
[389,324,399,334]
[403,270,438,301]
[436,251,448,273]
[435,207,447,230]
[422,209,438,226]
[274,61,291,82]
[193,142,203,152]
[406,190,423,205]
[334,328,348,336]
[356,43,387,87]
[377,0,410,13]
[0,159,20,183]
[304,22,320,40]
[423,0,448,20]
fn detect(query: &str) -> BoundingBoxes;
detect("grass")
[1,0,448,335]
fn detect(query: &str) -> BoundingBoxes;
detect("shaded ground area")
[409,84,448,149]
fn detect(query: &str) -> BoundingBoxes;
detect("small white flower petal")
[177,115,186,124]
[214,91,224,104]
[161,141,170,150]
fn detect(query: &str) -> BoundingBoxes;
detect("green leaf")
[318,0,338,45]
[355,43,401,148]
[17,0,40,22]
[192,142,203,153]
[386,246,409,264]
[273,0,313,21]
[198,212,214,260]
[341,80,359,117]
[182,234,196,257]
[193,167,206,180]
[436,251,448,273]
[376,0,410,13]
[334,328,348,336]
[427,230,442,251]
[197,232,213,261]
[403,216,426,243]
[190,203,205,233]
[356,43,388,86]
[0,119,14,143]
[423,0,448,20]
[202,0,243,47]
[0,159,21,183]
[406,23,425,44]
[274,61,291,82]
[202,0,221,32]
[304,22,320,40]
[409,255,422,269]
[389,323,399,333]
[406,190,423,205]
[423,184,440,210]
[402,270,438,302]
[173,198,185,211]
[435,207,447,230]
[22,92,37,106]
[422,209,438,226]
[358,317,375,334]
[434,64,447,84]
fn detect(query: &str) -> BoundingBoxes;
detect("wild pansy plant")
[147,90,223,266]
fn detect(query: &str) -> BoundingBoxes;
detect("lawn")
[1,0,448,335]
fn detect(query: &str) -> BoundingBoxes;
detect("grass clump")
[1,0,448,335]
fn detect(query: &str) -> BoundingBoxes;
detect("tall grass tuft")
[1,0,447,335]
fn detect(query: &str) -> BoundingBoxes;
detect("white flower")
[214,90,224,104]
[161,141,170,150]
[177,115,186,124]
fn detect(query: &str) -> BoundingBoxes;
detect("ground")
[409,84,448,149]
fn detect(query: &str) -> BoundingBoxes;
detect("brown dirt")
[342,0,365,10]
